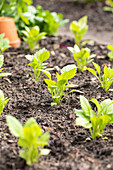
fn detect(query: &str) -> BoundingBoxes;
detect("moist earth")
[1,1,113,170]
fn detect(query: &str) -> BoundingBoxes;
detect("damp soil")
[1,35,113,170]
[1,1,113,170]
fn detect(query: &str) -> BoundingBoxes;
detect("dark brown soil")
[1,1,113,170]
[1,35,113,170]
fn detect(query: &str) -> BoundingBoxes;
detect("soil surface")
[37,0,113,44]
[1,36,113,170]
[1,1,113,170]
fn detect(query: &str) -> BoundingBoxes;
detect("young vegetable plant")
[107,44,113,61]
[75,95,113,140]
[22,26,46,51]
[87,62,113,92]
[25,48,51,81]
[0,33,10,54]
[6,115,50,165]
[68,44,95,72]
[0,89,9,115]
[70,16,88,46]
[104,0,113,12]
[44,64,83,106]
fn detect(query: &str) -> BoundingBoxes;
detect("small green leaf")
[90,98,101,114]
[6,115,23,137]
[76,117,92,129]
[93,62,100,77]
[87,68,97,77]
[44,79,56,86]
[0,55,4,68]
[40,149,50,156]
[107,44,113,51]
[80,95,91,116]
[40,69,51,79]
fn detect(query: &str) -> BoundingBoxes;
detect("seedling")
[44,64,83,106]
[75,95,113,140]
[0,33,10,54]
[22,26,46,51]
[25,48,51,81]
[104,0,113,12]
[107,44,113,61]
[70,16,88,46]
[68,45,95,72]
[87,62,113,92]
[0,55,11,78]
[6,116,50,165]
[0,89,9,115]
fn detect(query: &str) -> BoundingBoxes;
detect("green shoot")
[0,89,9,115]
[22,26,46,51]
[25,48,51,81]
[0,33,10,54]
[44,64,83,106]
[75,95,113,140]
[70,16,88,46]
[68,44,95,72]
[107,44,113,61]
[87,62,113,92]
[6,116,50,165]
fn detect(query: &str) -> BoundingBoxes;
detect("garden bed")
[1,35,113,169]
[1,0,113,170]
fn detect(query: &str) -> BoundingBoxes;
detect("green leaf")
[61,64,76,74]
[6,115,23,137]
[68,89,83,94]
[0,73,11,77]
[44,79,56,86]
[25,55,33,61]
[90,98,101,114]
[80,95,91,116]
[24,117,36,127]
[38,132,50,146]
[107,44,113,51]
[36,49,50,63]
[0,89,5,115]
[57,79,67,87]
[40,69,51,79]
[93,62,101,77]
[86,68,97,77]
[0,55,4,68]
[61,64,76,79]
[103,65,109,81]
[76,117,92,129]
[40,149,50,156]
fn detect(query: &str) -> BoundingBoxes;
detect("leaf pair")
[75,96,113,139]
[6,116,50,165]
[68,45,95,72]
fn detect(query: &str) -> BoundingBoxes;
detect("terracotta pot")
[0,17,21,48]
